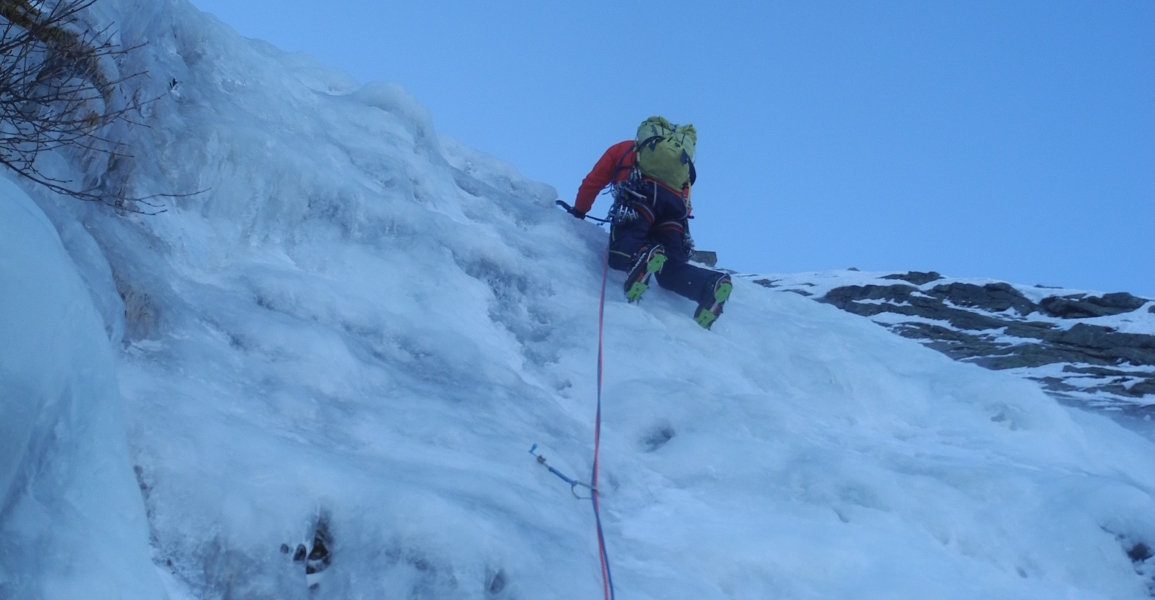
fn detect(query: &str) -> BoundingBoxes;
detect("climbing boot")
[623,245,667,303]
[694,275,732,329]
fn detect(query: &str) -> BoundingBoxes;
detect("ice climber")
[564,116,733,329]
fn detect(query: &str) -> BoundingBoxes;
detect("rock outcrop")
[752,270,1155,412]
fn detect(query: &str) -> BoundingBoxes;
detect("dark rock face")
[930,282,1039,316]
[690,250,718,268]
[1040,293,1148,319]
[779,273,1155,411]
[882,271,944,285]
[822,283,1032,332]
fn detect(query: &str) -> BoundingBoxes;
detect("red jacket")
[574,140,696,215]
[575,140,636,214]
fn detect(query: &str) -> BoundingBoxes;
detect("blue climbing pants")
[607,181,726,305]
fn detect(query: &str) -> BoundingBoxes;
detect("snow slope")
[3,0,1155,598]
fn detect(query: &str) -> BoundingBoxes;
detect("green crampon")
[694,281,733,329]
[625,251,666,303]
[647,251,667,274]
[694,309,718,329]
[626,281,649,302]
[714,281,733,304]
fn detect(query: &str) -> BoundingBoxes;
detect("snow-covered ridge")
[2,1,1155,598]
[751,270,1155,413]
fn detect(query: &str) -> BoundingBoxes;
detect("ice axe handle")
[555,200,611,224]
[555,200,584,218]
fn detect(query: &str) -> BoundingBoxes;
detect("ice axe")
[555,200,612,224]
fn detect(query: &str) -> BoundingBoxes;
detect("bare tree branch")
[1,0,196,212]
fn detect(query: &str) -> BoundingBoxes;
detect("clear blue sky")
[188,0,1154,297]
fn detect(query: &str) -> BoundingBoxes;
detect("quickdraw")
[528,444,597,500]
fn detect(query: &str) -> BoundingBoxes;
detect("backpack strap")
[608,142,637,183]
[637,136,663,151]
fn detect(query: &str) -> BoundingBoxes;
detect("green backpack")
[635,116,697,191]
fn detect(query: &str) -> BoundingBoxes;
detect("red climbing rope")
[591,242,615,600]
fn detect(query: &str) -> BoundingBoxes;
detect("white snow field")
[2,0,1155,598]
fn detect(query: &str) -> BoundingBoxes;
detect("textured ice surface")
[2,0,1153,598]
[0,178,164,599]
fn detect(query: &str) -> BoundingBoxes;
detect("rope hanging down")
[591,242,616,600]
[529,236,616,600]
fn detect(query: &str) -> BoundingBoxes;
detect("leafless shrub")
[1,0,182,213]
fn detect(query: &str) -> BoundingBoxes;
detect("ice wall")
[4,0,1153,598]
[0,177,165,599]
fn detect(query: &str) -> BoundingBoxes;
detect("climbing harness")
[608,175,646,224]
